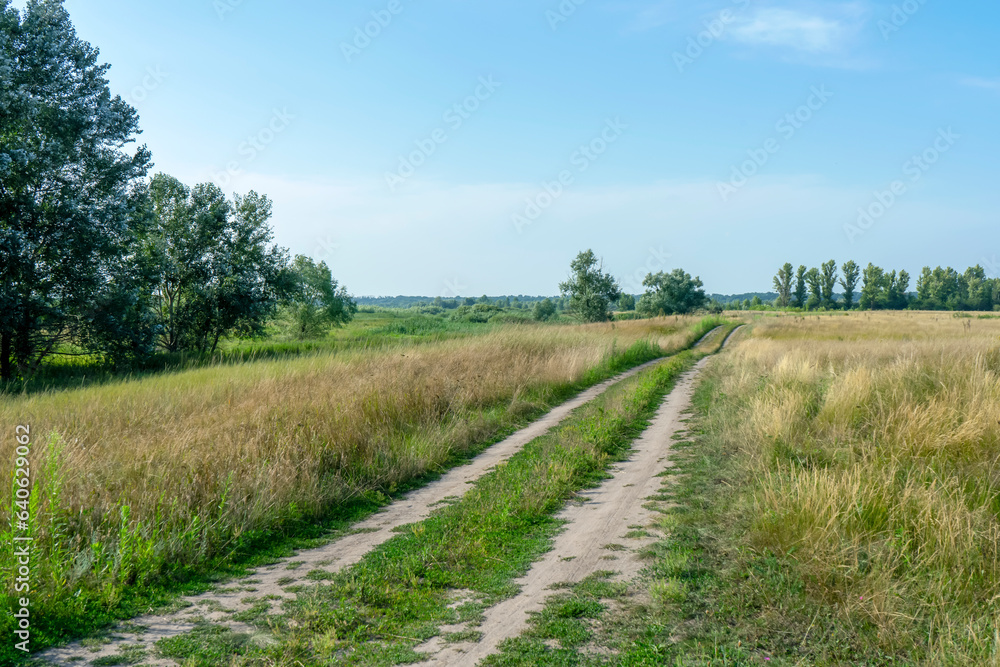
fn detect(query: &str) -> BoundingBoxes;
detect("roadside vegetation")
[525,312,1000,665]
[67,317,732,667]
[0,316,723,659]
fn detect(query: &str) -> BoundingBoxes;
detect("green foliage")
[820,259,838,308]
[617,294,636,311]
[860,263,911,310]
[0,1,152,381]
[559,250,623,323]
[915,265,999,311]
[146,174,292,354]
[452,303,504,323]
[282,255,357,338]
[637,268,707,316]
[804,267,821,310]
[773,263,793,307]
[794,265,808,308]
[840,260,860,310]
[778,260,1000,312]
[533,298,557,322]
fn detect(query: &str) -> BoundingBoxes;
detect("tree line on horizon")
[771,261,1000,312]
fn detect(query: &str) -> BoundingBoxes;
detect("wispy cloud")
[961,76,1000,92]
[730,4,868,54]
[628,1,677,32]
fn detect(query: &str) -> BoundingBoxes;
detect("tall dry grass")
[0,317,706,637]
[710,311,1000,662]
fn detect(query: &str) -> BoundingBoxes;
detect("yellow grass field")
[705,311,1000,662]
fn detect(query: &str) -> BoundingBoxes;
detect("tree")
[840,260,860,310]
[820,260,838,308]
[916,266,961,310]
[533,298,557,322]
[888,269,910,309]
[773,263,794,308]
[617,294,636,311]
[285,255,356,338]
[0,1,152,380]
[805,268,821,310]
[794,265,808,308]
[558,250,622,323]
[636,268,707,316]
[859,263,885,310]
[146,174,291,354]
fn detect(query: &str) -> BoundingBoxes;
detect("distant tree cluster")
[559,250,707,323]
[637,269,707,316]
[770,261,1000,311]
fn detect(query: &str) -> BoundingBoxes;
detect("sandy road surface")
[421,326,744,665]
[37,355,675,666]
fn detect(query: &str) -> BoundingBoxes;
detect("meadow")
[0,313,718,656]
[572,311,1000,666]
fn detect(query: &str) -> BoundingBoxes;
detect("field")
[0,313,720,659]
[8,310,1000,666]
[510,311,1000,666]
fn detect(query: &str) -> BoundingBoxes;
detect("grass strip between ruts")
[151,346,727,666]
[13,318,729,664]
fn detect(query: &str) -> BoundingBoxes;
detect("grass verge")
[6,317,727,663]
[513,312,1000,666]
[140,341,716,665]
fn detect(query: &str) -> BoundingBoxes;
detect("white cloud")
[960,76,1000,92]
[730,4,867,54]
[627,1,677,32]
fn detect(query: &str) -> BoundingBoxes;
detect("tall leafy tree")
[773,263,794,308]
[840,260,860,310]
[0,0,152,380]
[805,268,821,310]
[558,250,622,323]
[285,255,356,338]
[820,260,839,308]
[794,265,808,308]
[146,174,291,354]
[637,268,707,316]
[859,263,885,310]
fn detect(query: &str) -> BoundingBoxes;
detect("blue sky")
[21,0,1000,295]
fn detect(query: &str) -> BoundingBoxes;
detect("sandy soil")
[36,356,668,666]
[420,326,743,665]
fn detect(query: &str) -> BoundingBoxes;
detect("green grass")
[144,350,706,666]
[504,353,902,666]
[8,319,729,664]
[2,310,492,396]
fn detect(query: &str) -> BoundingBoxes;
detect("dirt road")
[420,326,743,665]
[37,355,674,666]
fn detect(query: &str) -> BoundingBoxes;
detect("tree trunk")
[1,329,10,382]
[15,309,32,377]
